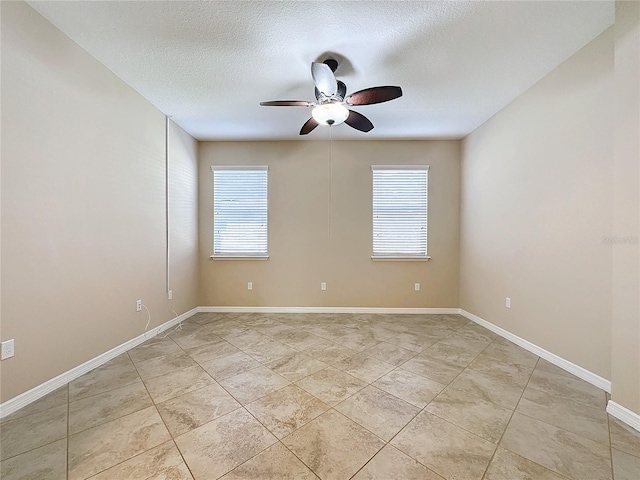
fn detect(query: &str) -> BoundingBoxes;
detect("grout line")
[608,403,617,480]
[479,356,540,480]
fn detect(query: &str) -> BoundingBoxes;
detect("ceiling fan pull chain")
[328,126,332,239]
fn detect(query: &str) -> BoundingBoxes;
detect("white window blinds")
[372,165,429,258]
[212,166,268,257]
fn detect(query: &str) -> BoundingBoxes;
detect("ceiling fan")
[260,59,403,135]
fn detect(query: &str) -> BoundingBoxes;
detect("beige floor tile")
[267,352,328,382]
[363,342,416,366]
[220,442,317,480]
[169,325,224,350]
[252,323,299,338]
[0,404,67,461]
[447,368,526,409]
[282,409,385,480]
[91,441,194,479]
[133,350,198,380]
[335,385,420,441]
[384,332,439,352]
[199,350,262,381]
[68,405,171,480]
[175,408,277,480]
[373,369,445,408]
[527,368,606,410]
[241,340,298,363]
[391,411,496,480]
[224,329,273,350]
[425,388,513,443]
[426,335,489,368]
[69,381,153,434]
[202,321,249,337]
[245,384,330,438]
[0,438,67,480]
[484,447,568,480]
[332,353,395,383]
[218,365,291,404]
[467,354,533,386]
[481,338,539,368]
[271,330,326,349]
[0,387,67,424]
[456,324,497,343]
[535,358,575,378]
[187,312,220,325]
[501,412,612,479]
[185,340,240,364]
[609,415,640,458]
[612,448,640,480]
[303,339,358,364]
[128,336,184,363]
[143,364,215,403]
[157,383,241,437]
[335,331,382,351]
[401,352,464,384]
[517,387,609,445]
[69,359,141,401]
[352,444,444,480]
[296,367,367,406]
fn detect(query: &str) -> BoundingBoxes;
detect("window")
[372,165,429,259]
[211,166,268,258]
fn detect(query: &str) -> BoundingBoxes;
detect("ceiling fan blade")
[300,117,319,135]
[337,81,347,100]
[260,100,311,107]
[345,86,403,106]
[311,62,337,96]
[345,110,374,133]
[314,87,321,101]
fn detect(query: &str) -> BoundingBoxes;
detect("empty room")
[1,1,639,479]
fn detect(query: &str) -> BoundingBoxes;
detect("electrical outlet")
[415,283,420,291]
[321,282,327,291]
[136,300,142,312]
[506,297,511,309]
[168,290,173,300]
[1,339,15,360]
[247,282,253,290]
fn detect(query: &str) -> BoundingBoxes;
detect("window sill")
[371,256,431,262]
[210,255,269,260]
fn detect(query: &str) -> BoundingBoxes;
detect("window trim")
[371,165,430,261]
[211,165,269,260]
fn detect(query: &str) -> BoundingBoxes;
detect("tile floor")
[1,312,639,479]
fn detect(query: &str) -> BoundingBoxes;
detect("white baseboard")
[198,306,460,315]
[0,307,198,419]
[607,400,640,433]
[459,309,612,393]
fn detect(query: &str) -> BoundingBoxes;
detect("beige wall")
[460,29,614,379]
[0,1,199,402]
[199,140,460,308]
[611,1,640,414]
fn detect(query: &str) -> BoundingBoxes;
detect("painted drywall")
[460,28,614,379]
[0,1,198,402]
[199,140,460,308]
[611,1,640,415]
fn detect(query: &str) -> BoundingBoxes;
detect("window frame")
[371,165,431,261]
[210,165,269,260]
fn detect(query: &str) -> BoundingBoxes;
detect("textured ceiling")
[27,1,614,141]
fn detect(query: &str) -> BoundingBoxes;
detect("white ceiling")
[28,1,614,141]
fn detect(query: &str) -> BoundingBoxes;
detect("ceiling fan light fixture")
[312,103,349,126]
